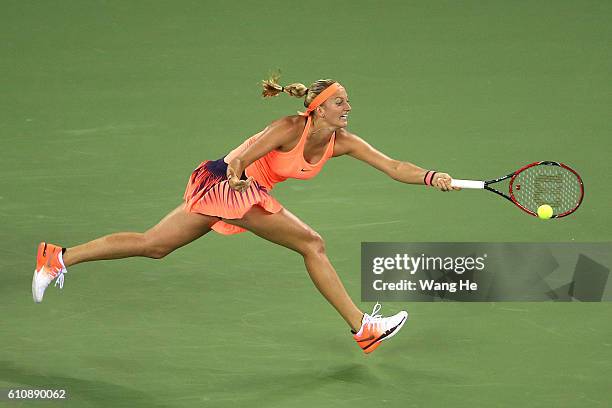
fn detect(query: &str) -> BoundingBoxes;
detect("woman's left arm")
[334,130,459,192]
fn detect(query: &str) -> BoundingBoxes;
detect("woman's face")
[317,86,351,128]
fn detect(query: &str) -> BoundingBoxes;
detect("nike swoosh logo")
[356,335,376,343]
[362,316,407,351]
[300,169,312,172]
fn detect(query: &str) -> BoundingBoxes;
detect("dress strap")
[294,115,312,150]
[323,131,336,159]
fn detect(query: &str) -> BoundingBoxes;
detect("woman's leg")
[63,204,219,267]
[224,206,364,332]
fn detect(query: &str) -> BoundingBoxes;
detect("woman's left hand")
[228,175,254,193]
[432,172,461,192]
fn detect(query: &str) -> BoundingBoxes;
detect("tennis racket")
[450,161,584,218]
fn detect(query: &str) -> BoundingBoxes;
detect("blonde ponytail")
[261,72,308,99]
[261,73,338,108]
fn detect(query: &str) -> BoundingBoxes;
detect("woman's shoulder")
[268,115,306,130]
[333,127,359,143]
[332,128,361,156]
[263,115,306,144]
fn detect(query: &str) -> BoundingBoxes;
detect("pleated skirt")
[183,158,282,235]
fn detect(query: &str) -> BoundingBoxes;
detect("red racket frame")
[505,161,584,218]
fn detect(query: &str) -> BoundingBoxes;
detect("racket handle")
[451,179,485,189]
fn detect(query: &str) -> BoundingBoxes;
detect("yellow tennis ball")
[537,204,553,219]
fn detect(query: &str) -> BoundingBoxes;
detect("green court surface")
[1,1,611,407]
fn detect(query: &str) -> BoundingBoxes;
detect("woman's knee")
[141,233,173,259]
[144,246,172,259]
[301,230,326,257]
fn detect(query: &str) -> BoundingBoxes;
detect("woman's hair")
[262,72,337,108]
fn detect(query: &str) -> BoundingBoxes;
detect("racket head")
[508,161,584,218]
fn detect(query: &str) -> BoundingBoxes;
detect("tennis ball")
[537,204,553,220]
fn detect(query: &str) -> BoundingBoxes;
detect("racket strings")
[512,165,582,214]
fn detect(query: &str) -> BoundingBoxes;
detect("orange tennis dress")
[183,116,335,235]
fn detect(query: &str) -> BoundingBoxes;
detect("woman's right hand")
[228,174,254,193]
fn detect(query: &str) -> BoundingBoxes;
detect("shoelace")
[54,268,67,289]
[363,302,383,327]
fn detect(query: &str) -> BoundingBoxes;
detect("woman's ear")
[317,106,326,118]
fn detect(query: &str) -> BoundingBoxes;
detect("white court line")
[53,305,110,322]
[499,307,529,312]
[520,318,564,337]
[318,220,404,231]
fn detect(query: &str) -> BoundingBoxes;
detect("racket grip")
[451,179,485,189]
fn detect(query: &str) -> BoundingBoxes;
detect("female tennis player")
[33,76,458,353]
